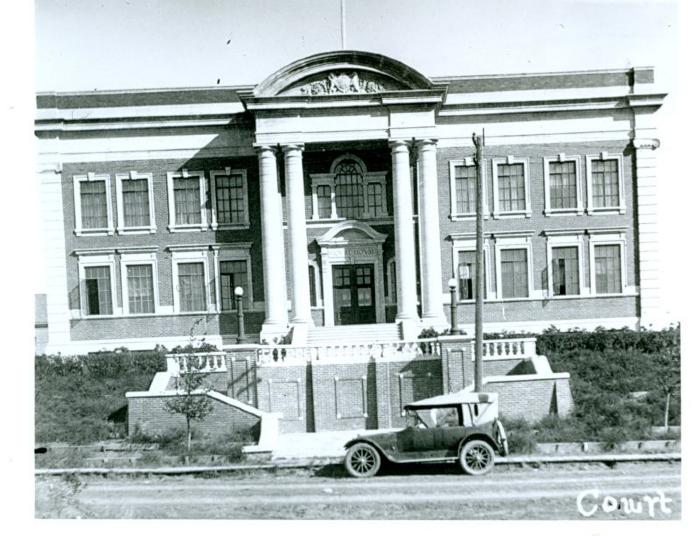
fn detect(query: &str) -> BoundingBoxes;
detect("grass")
[35,368,156,444]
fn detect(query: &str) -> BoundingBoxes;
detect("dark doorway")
[332,264,376,325]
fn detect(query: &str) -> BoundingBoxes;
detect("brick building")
[36,50,666,354]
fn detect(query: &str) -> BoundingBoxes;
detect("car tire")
[345,442,382,478]
[459,439,496,476]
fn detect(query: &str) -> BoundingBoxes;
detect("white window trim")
[308,258,323,309]
[166,169,208,232]
[213,244,254,312]
[588,231,632,296]
[77,252,118,317]
[310,154,388,221]
[545,233,586,299]
[73,173,114,236]
[170,248,214,313]
[543,154,583,216]
[494,235,535,300]
[448,158,490,221]
[115,171,156,234]
[491,156,531,219]
[585,152,626,215]
[451,239,493,302]
[119,251,161,315]
[209,167,250,230]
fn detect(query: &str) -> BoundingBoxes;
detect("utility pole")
[472,130,485,392]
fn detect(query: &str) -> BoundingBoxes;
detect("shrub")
[500,418,537,454]
[532,415,587,443]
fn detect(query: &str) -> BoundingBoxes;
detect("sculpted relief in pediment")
[283,71,401,96]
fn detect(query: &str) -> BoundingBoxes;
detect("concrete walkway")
[272,429,400,460]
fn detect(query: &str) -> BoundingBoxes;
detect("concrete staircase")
[306,323,401,346]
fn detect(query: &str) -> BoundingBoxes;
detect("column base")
[420,314,449,334]
[260,322,290,344]
[396,318,419,340]
[289,321,311,345]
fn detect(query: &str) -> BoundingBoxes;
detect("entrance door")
[332,264,376,325]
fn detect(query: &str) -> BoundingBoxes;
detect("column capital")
[415,138,439,149]
[389,139,411,152]
[633,138,660,151]
[255,144,277,155]
[281,143,305,154]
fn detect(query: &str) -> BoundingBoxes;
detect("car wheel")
[345,442,381,478]
[459,439,495,476]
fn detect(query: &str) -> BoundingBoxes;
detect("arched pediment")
[316,220,387,247]
[254,50,435,97]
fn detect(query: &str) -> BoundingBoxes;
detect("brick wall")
[485,377,573,423]
[127,393,260,439]
[310,361,377,432]
[437,141,639,326]
[254,362,311,433]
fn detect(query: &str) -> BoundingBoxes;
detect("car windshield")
[405,406,461,428]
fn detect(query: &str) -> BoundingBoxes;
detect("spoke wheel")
[459,439,495,476]
[345,443,381,478]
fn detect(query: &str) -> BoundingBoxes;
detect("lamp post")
[235,286,245,344]
[448,278,458,335]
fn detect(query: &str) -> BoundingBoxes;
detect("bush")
[536,324,680,356]
[500,418,537,454]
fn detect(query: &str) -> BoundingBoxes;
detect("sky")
[35,0,678,91]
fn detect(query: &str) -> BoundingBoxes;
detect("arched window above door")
[310,153,388,221]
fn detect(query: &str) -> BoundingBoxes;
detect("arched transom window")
[310,154,388,221]
[334,159,364,218]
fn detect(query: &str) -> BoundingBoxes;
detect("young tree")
[652,327,681,431]
[164,365,214,452]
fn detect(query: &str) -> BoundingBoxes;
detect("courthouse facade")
[36,51,667,353]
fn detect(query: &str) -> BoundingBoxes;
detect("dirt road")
[35,461,681,519]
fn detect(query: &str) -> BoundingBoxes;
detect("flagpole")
[340,0,346,49]
[472,130,485,392]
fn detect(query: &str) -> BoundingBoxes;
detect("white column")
[257,146,288,337]
[633,136,663,327]
[283,144,312,325]
[391,140,419,323]
[39,160,72,353]
[417,139,447,327]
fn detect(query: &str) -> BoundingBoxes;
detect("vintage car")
[344,391,508,477]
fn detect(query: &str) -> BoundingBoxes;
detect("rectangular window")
[174,177,202,225]
[178,262,207,311]
[84,266,112,315]
[455,165,477,214]
[594,244,622,294]
[308,265,317,307]
[549,161,577,209]
[126,264,155,314]
[367,183,383,217]
[457,251,486,300]
[591,159,620,208]
[551,246,579,296]
[122,178,151,227]
[80,180,109,229]
[500,248,528,298]
[215,174,246,224]
[317,185,332,218]
[220,260,248,311]
[497,163,526,212]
